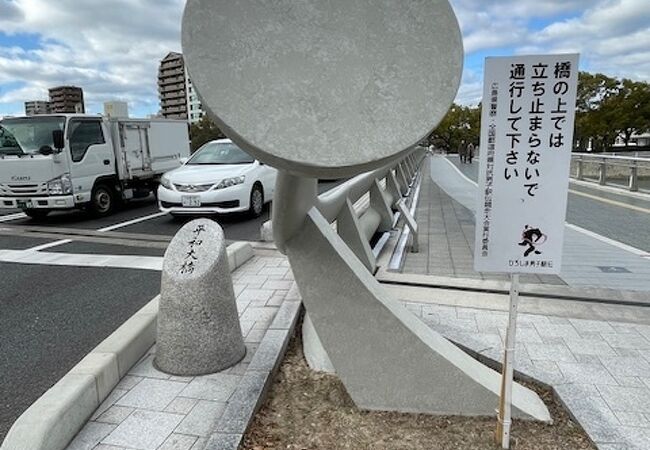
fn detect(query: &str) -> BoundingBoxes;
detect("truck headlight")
[47,173,73,195]
[215,175,245,189]
[160,175,173,190]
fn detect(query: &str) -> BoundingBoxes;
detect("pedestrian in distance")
[458,140,466,163]
[467,142,475,164]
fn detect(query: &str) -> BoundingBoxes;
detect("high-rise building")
[49,86,85,113]
[104,101,129,118]
[158,52,205,124]
[24,100,51,116]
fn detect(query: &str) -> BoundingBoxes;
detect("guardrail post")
[387,171,403,209]
[370,179,394,232]
[629,160,638,192]
[598,159,607,186]
[397,163,410,194]
[336,198,376,272]
[575,156,583,180]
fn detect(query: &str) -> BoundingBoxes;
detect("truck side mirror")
[52,129,64,151]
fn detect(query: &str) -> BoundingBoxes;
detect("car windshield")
[0,117,65,156]
[187,141,254,165]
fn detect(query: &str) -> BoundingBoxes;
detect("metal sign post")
[496,273,520,449]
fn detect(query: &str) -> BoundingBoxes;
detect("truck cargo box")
[109,119,190,181]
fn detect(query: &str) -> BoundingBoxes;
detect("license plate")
[181,195,201,207]
[17,200,33,209]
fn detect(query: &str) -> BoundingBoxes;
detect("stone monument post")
[156,218,246,375]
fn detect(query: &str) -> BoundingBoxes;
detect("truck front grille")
[0,183,48,196]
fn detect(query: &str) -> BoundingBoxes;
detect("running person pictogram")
[518,225,547,257]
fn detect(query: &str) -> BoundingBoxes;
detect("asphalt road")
[0,179,342,442]
[446,154,650,253]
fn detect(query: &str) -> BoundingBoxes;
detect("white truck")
[0,114,190,218]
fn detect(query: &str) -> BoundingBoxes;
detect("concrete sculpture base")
[156,219,246,375]
[287,208,550,420]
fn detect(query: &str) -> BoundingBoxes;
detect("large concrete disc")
[182,0,463,178]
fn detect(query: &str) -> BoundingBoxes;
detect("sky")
[0,0,648,118]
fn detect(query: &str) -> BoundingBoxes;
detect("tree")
[573,72,650,152]
[427,103,481,152]
[189,115,225,152]
[605,79,650,146]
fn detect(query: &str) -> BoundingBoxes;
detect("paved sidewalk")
[400,298,650,450]
[65,253,301,450]
[403,157,564,285]
[403,155,650,292]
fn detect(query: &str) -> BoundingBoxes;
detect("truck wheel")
[24,209,49,220]
[248,183,264,218]
[90,184,115,217]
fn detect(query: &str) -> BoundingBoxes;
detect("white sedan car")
[158,139,277,217]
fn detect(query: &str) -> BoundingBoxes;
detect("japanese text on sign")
[474,54,579,275]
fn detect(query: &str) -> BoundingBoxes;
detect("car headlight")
[215,175,245,189]
[47,173,72,195]
[160,175,173,190]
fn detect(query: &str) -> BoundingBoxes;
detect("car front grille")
[173,183,213,193]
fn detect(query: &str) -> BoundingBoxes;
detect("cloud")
[0,0,185,115]
[0,0,648,114]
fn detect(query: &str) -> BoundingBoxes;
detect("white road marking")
[0,249,162,271]
[438,156,650,259]
[0,212,27,222]
[98,211,167,232]
[565,224,650,257]
[23,211,168,251]
[28,239,73,251]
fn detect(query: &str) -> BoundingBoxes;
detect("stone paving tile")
[602,332,650,350]
[128,354,171,380]
[597,385,650,414]
[95,406,134,425]
[102,410,184,450]
[115,375,142,391]
[180,374,241,402]
[564,338,618,357]
[158,433,198,450]
[164,397,199,415]
[175,400,226,437]
[599,356,650,378]
[116,378,187,411]
[526,342,578,362]
[557,362,618,385]
[570,318,618,335]
[90,388,128,421]
[67,422,115,450]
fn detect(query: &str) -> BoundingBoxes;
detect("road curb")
[1,242,255,450]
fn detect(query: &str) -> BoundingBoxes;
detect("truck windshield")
[187,142,254,165]
[0,117,65,156]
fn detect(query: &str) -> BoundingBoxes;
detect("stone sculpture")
[181,0,550,420]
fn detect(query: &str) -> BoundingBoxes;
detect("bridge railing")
[313,147,427,272]
[570,153,650,193]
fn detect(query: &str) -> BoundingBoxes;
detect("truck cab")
[0,114,189,218]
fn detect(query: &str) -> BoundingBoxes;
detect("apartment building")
[48,86,85,113]
[24,100,51,116]
[158,52,205,124]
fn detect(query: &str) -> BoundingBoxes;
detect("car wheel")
[24,209,49,220]
[249,183,264,217]
[90,183,115,217]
